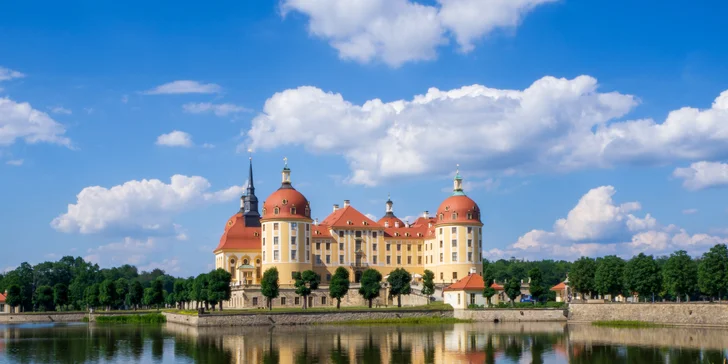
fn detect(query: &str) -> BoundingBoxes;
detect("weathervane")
[283,156,288,167]
[248,148,253,160]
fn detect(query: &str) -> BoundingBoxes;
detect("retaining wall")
[164,309,453,327]
[0,312,86,323]
[454,309,567,322]
[569,303,728,326]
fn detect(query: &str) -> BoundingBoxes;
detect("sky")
[2,0,728,277]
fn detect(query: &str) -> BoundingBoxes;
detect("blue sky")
[2,0,728,276]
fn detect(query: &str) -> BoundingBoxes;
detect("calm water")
[1,321,727,363]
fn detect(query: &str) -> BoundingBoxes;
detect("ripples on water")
[1,321,727,363]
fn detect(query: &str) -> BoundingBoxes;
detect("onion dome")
[435,165,482,225]
[377,193,406,228]
[262,158,311,220]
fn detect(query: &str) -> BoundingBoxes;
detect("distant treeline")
[0,256,232,313]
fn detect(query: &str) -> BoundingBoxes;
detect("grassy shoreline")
[591,320,667,328]
[94,313,166,324]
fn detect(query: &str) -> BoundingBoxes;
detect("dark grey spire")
[241,156,261,227]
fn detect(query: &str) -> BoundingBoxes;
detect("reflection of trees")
[531,336,546,364]
[423,331,435,364]
[484,334,496,364]
[625,346,664,363]
[504,336,524,362]
[151,329,163,361]
[360,331,382,364]
[262,330,280,364]
[389,330,412,364]
[294,330,320,364]
[702,350,725,364]
[667,348,701,363]
[570,344,624,364]
[330,333,349,364]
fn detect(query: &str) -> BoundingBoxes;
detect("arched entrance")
[355,270,362,283]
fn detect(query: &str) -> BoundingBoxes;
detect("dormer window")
[395,222,400,228]
[385,221,389,227]
[347,220,353,225]
[439,214,444,221]
[305,207,310,216]
[274,207,280,215]
[363,221,368,225]
[254,232,259,237]
[282,199,288,205]
[291,207,297,215]
[452,213,458,220]
[262,208,267,215]
[467,213,472,219]
[405,233,410,237]
[395,233,399,237]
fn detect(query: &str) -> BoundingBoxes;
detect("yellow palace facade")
[214,158,483,287]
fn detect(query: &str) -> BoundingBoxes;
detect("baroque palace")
[214,157,484,297]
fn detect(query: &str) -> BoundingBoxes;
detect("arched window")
[439,214,444,221]
[291,207,297,215]
[305,206,310,216]
[452,213,458,220]
[243,259,249,265]
[274,207,280,215]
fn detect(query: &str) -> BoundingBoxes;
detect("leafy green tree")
[387,268,412,307]
[192,273,210,310]
[505,278,521,306]
[53,283,69,311]
[663,250,698,302]
[150,279,165,309]
[595,255,626,300]
[128,280,144,310]
[4,262,34,311]
[143,287,154,308]
[85,283,100,310]
[208,269,232,311]
[165,291,177,308]
[99,279,117,311]
[570,257,597,299]
[6,284,22,313]
[173,278,188,309]
[624,253,662,301]
[421,269,435,303]
[528,267,546,302]
[261,267,280,310]
[359,268,382,308]
[184,277,195,309]
[329,267,350,309]
[293,270,320,309]
[115,278,129,309]
[33,285,54,311]
[698,244,728,301]
[483,262,497,306]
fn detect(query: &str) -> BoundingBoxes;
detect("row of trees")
[481,261,550,306]
[0,256,234,313]
[569,244,728,302]
[260,267,431,309]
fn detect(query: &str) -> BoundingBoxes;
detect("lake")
[1,321,727,363]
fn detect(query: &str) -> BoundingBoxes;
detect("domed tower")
[377,194,406,228]
[426,165,483,284]
[260,158,313,285]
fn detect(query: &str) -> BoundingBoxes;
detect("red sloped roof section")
[214,213,261,252]
[444,273,485,291]
[550,282,566,291]
[320,205,381,229]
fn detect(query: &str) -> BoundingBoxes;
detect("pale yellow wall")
[424,223,483,284]
[261,218,313,286]
[215,250,262,284]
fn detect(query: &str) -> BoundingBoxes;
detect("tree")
[184,277,195,309]
[387,268,412,307]
[624,253,662,301]
[33,285,54,311]
[115,278,129,309]
[85,284,100,310]
[505,278,521,307]
[261,267,280,311]
[99,279,117,311]
[173,278,188,309]
[4,262,34,312]
[663,250,698,302]
[594,255,626,300]
[6,284,22,313]
[192,273,210,310]
[698,244,728,301]
[483,263,497,306]
[208,269,232,311]
[359,269,382,308]
[528,268,546,302]
[143,287,154,308]
[53,283,69,311]
[293,270,320,309]
[128,280,144,310]
[421,270,435,304]
[328,267,350,309]
[570,257,597,299]
[150,279,165,309]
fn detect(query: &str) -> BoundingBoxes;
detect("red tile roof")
[0,292,6,303]
[214,213,262,252]
[444,273,485,291]
[311,224,333,238]
[435,195,482,226]
[320,205,380,229]
[550,282,567,291]
[377,215,406,229]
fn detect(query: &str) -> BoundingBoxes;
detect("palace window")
[407,245,411,251]
[373,256,378,264]
[339,243,344,251]
[316,255,322,265]
[291,236,297,245]
[440,241,443,248]
[339,231,345,238]
[326,255,331,264]
[305,207,310,216]
[306,237,310,246]
[373,243,377,251]
[291,222,298,230]
[468,227,473,234]
[321,296,327,305]
[479,239,482,249]
[467,213,473,220]
[273,223,279,231]
[453,272,458,280]
[355,242,361,251]
[274,207,280,215]
[243,259,249,265]
[439,214,444,221]
[418,257,422,265]
[451,227,457,234]
[274,250,280,261]
[355,231,362,238]
[418,245,422,251]
[439,228,443,235]
[452,213,457,220]
[386,244,390,251]
[407,257,411,265]
[326,243,331,250]
[452,239,457,248]
[385,221,389,227]
[397,256,401,265]
[263,224,266,232]
[479,228,482,234]
[291,250,297,260]
[316,242,321,250]
[372,231,378,238]
[295,297,300,305]
[281,297,286,305]
[440,272,443,280]
[467,239,472,248]
[253,297,258,306]
[386,256,391,265]
[397,244,401,251]
[263,252,266,262]
[468,252,473,262]
[282,199,288,205]
[440,253,444,263]
[262,237,266,247]
[395,222,400,228]
[452,252,458,262]
[274,237,279,245]
[339,255,344,264]
[306,224,310,231]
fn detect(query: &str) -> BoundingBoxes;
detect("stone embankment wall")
[568,324,728,350]
[164,310,452,327]
[0,312,86,323]
[569,303,728,326]
[455,309,567,322]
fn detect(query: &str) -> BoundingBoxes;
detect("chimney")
[333,204,339,212]
[469,267,476,275]
[422,211,429,218]
[343,200,350,208]
[314,218,319,225]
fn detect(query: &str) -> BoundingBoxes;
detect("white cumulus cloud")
[143,80,221,95]
[182,102,251,116]
[156,130,193,147]
[0,97,72,147]
[673,161,728,190]
[281,0,555,66]
[0,66,25,82]
[487,186,726,261]
[51,174,241,235]
[50,106,72,115]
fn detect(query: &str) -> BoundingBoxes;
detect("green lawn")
[94,313,167,324]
